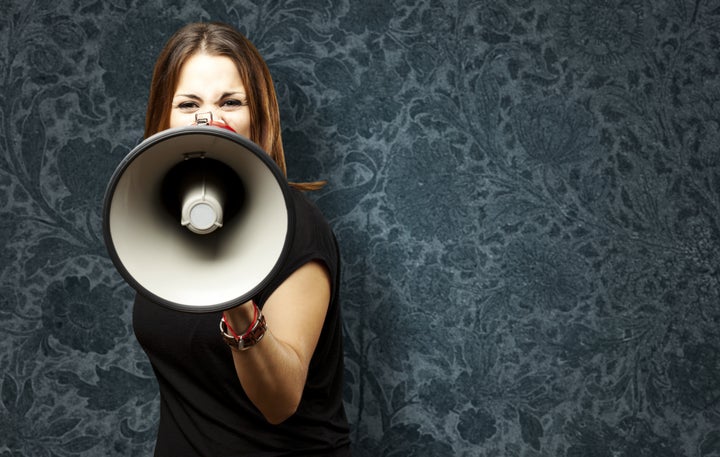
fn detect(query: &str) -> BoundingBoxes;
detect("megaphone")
[102,125,294,313]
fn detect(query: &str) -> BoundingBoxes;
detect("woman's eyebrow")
[173,93,202,100]
[173,92,246,100]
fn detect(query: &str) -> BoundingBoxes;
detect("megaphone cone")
[102,126,295,313]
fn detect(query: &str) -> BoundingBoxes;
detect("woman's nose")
[208,108,228,126]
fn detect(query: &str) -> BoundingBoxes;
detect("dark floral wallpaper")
[2,0,720,456]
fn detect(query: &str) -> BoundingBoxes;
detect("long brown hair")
[145,22,324,191]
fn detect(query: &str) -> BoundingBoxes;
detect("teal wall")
[1,1,719,455]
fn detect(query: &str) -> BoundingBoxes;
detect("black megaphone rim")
[101,125,296,313]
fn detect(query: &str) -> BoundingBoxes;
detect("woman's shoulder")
[253,188,339,306]
[290,189,339,275]
[290,188,330,223]
[289,189,336,244]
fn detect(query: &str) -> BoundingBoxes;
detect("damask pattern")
[1,0,719,456]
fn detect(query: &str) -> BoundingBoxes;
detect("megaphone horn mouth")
[102,126,294,313]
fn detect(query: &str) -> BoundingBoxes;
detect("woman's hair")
[145,22,323,190]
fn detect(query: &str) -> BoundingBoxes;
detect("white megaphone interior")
[108,130,289,311]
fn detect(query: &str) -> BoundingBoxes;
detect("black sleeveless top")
[133,189,351,456]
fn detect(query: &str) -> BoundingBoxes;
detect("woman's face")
[169,53,251,138]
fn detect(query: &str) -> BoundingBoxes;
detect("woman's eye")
[222,99,248,109]
[176,101,198,111]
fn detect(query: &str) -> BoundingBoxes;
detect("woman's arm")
[223,260,331,424]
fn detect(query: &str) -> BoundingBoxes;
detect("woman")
[133,22,351,456]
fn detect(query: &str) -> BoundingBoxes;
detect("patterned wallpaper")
[2,0,720,456]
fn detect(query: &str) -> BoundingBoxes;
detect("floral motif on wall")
[1,0,720,455]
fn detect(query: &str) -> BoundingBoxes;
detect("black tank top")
[133,189,351,456]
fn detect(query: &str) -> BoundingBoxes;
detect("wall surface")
[2,0,720,456]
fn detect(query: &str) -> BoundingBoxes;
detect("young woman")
[133,22,351,456]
